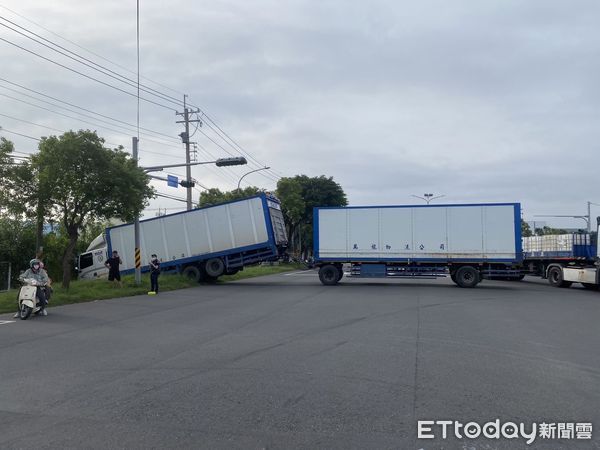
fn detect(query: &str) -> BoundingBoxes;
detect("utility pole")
[133,137,141,285]
[176,95,201,210]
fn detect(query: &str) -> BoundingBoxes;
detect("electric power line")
[0,3,185,98]
[0,7,281,185]
[0,77,180,142]
[0,36,176,111]
[0,16,185,109]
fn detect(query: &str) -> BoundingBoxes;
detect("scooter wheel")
[19,305,32,320]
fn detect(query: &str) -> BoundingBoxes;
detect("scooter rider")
[13,259,49,318]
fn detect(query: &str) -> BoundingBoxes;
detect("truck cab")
[77,234,109,280]
[548,219,600,289]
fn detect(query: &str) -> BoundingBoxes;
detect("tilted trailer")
[313,203,522,288]
[77,193,288,282]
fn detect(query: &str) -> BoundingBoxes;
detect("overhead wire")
[0,3,185,98]
[0,128,40,140]
[0,77,180,142]
[0,85,181,147]
[0,36,176,111]
[0,16,185,108]
[0,113,181,160]
[0,93,187,158]
[0,7,282,186]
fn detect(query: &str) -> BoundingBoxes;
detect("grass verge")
[0,263,305,314]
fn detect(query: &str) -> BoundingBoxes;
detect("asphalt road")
[0,272,599,449]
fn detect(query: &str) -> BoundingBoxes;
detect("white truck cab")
[77,234,108,280]
[548,220,600,289]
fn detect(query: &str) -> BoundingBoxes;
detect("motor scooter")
[17,278,46,320]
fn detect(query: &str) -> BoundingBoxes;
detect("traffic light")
[179,180,195,188]
[216,157,247,167]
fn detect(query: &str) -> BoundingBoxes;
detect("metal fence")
[0,261,11,292]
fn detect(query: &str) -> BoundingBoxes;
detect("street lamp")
[535,214,591,233]
[411,193,445,204]
[536,201,600,234]
[237,166,270,191]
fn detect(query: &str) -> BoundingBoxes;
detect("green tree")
[7,130,154,288]
[535,226,568,236]
[0,137,51,256]
[0,216,36,285]
[198,186,263,207]
[521,220,532,237]
[276,175,347,257]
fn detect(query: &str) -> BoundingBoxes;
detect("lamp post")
[411,193,445,204]
[535,202,600,233]
[237,166,270,191]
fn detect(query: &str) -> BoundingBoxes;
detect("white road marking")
[0,320,16,325]
[283,271,316,276]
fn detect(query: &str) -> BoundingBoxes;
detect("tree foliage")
[0,131,154,288]
[276,175,347,257]
[534,225,569,236]
[521,220,532,237]
[198,186,263,207]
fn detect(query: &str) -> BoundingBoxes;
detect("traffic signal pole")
[176,95,201,210]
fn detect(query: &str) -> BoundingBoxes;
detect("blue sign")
[167,175,178,188]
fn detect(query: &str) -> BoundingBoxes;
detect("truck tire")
[547,266,572,288]
[204,258,225,278]
[454,266,480,288]
[319,265,340,286]
[182,265,201,282]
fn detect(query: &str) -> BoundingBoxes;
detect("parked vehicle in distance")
[77,193,288,282]
[313,202,522,288]
[531,219,600,290]
[523,232,596,277]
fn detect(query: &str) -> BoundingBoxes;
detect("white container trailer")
[78,193,288,281]
[314,203,522,288]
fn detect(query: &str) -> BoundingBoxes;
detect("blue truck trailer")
[313,202,522,288]
[78,193,288,281]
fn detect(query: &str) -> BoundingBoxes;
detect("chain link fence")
[0,261,12,292]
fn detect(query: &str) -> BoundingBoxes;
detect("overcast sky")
[1,0,599,227]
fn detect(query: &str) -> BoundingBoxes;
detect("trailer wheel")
[204,258,225,278]
[182,266,201,282]
[319,265,340,286]
[547,266,572,288]
[454,266,480,288]
[193,265,215,283]
[582,283,599,291]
